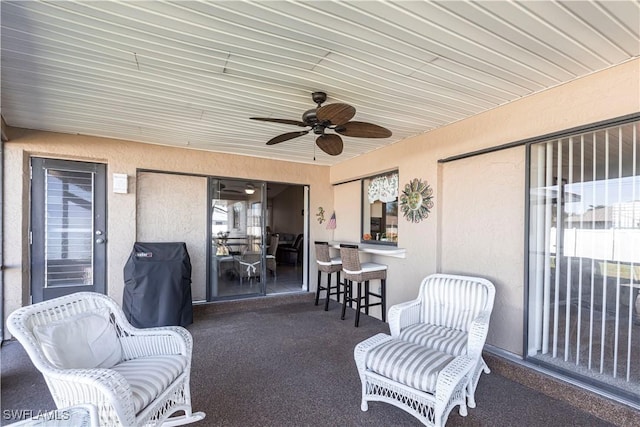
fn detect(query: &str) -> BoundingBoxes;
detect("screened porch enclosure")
[527,119,640,400]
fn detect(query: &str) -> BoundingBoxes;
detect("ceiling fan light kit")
[250,92,392,156]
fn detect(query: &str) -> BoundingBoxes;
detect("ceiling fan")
[250,92,392,156]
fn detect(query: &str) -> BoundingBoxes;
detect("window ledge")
[329,241,406,258]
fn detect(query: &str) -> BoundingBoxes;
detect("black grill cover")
[123,242,193,328]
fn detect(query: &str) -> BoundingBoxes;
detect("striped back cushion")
[421,275,489,331]
[365,339,454,393]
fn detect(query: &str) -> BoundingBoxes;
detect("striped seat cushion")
[317,256,342,266]
[344,262,387,275]
[399,323,468,357]
[112,355,187,414]
[365,339,454,393]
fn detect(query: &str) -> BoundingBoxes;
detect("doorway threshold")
[193,291,313,317]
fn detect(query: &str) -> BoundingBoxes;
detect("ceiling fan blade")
[316,103,356,125]
[335,121,392,138]
[316,134,343,156]
[266,130,309,145]
[250,117,307,127]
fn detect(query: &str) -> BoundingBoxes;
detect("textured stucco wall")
[3,134,332,336]
[329,59,640,356]
[440,147,526,354]
[136,172,209,301]
[3,59,638,351]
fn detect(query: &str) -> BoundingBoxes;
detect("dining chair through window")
[339,244,387,327]
[266,233,279,278]
[278,233,303,267]
[234,250,261,285]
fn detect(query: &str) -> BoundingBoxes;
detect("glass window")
[45,169,94,287]
[361,171,399,245]
[527,119,640,401]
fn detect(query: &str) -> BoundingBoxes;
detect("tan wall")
[136,172,208,301]
[3,59,638,350]
[333,181,362,243]
[440,147,526,354]
[3,132,333,335]
[329,59,640,356]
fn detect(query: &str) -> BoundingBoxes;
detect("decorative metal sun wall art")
[400,178,434,223]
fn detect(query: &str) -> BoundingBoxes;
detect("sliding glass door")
[208,178,308,301]
[209,178,266,300]
[527,118,640,401]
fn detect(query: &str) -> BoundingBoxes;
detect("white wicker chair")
[388,273,496,408]
[7,292,205,427]
[354,333,475,427]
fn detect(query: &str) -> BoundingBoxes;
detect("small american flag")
[326,212,336,230]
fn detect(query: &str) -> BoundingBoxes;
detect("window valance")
[367,173,399,203]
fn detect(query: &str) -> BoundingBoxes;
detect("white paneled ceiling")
[1,1,638,165]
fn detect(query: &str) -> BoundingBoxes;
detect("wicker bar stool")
[339,244,387,327]
[314,241,343,311]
